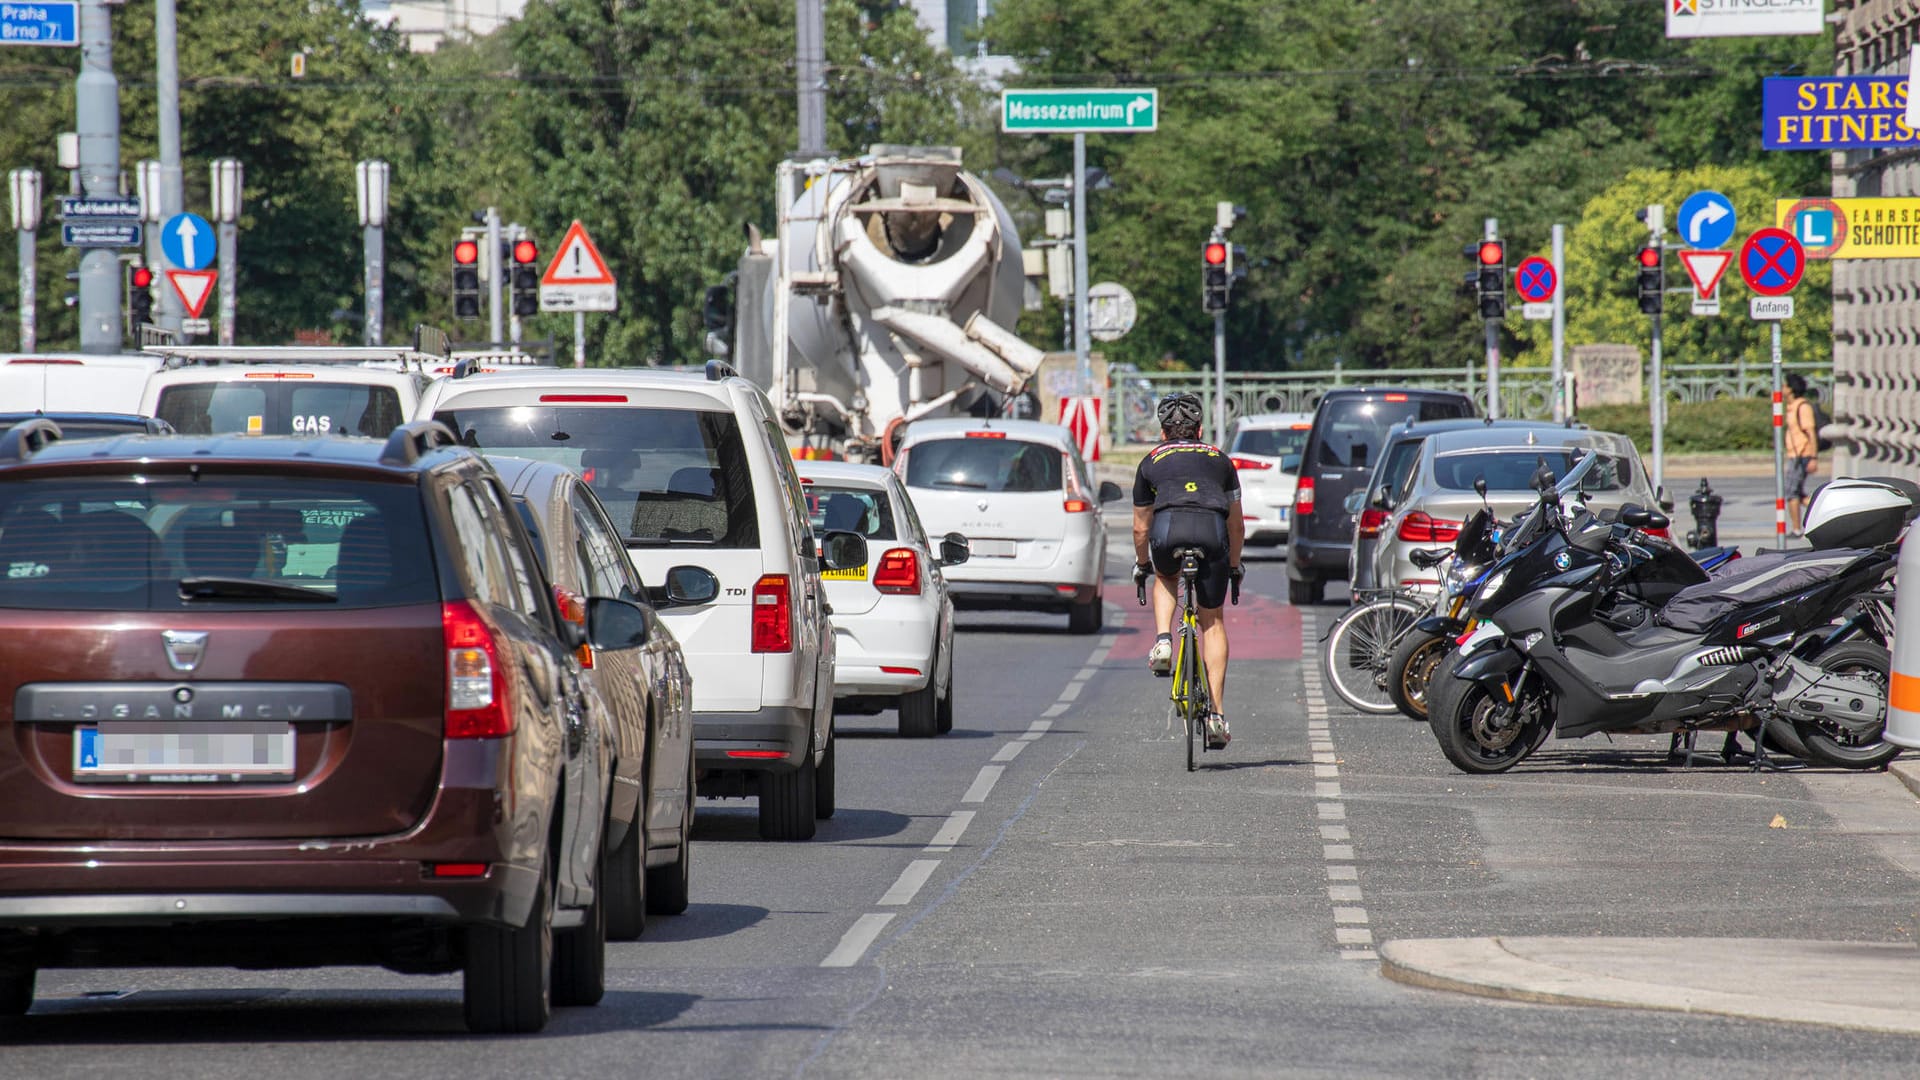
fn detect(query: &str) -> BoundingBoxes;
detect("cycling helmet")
[1156,392,1204,431]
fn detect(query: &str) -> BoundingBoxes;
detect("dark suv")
[0,419,649,1033]
[1284,388,1475,605]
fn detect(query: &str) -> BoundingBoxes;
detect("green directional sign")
[1002,88,1159,133]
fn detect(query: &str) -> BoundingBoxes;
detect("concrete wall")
[1832,1,1920,480]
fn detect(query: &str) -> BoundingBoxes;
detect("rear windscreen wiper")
[179,577,338,603]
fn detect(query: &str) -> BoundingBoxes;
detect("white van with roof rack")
[414,361,863,841]
[134,343,459,437]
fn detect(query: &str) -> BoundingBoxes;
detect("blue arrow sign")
[1678,190,1737,250]
[161,212,214,271]
[0,2,77,47]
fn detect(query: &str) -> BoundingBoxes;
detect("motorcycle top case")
[1803,477,1920,551]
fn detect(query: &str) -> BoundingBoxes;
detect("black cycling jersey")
[1132,439,1241,514]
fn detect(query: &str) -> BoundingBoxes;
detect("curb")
[1379,937,1920,1036]
[1891,761,1920,800]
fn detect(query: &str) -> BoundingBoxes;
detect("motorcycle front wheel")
[1388,631,1453,721]
[1427,669,1550,775]
[1793,641,1902,770]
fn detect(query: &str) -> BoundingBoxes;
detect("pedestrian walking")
[1784,373,1819,536]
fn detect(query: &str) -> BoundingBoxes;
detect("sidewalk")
[1379,763,1920,1034]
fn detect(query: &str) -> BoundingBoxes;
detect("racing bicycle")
[1139,547,1241,771]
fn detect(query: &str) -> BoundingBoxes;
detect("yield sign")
[541,221,615,286]
[1677,250,1732,299]
[1739,228,1804,297]
[166,269,216,319]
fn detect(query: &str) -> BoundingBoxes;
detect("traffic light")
[127,264,154,330]
[1202,240,1230,314]
[1636,246,1664,315]
[452,238,481,321]
[510,238,539,318]
[1474,240,1505,320]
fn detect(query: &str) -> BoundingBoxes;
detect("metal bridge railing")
[1107,363,1832,446]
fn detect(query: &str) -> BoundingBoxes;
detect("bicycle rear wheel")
[1322,596,1426,715]
[1180,624,1204,771]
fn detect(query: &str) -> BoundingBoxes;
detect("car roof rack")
[0,418,62,463]
[142,325,456,372]
[379,420,462,466]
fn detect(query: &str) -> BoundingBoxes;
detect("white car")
[796,460,969,738]
[1227,411,1311,546]
[137,346,437,437]
[416,363,857,841]
[894,418,1120,634]
[0,352,164,413]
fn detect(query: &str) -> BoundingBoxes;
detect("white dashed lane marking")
[961,765,1005,804]
[878,860,941,906]
[821,913,896,967]
[924,810,975,853]
[1300,610,1376,961]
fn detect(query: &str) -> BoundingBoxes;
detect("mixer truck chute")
[727,145,1045,462]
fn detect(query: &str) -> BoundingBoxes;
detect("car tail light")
[243,371,315,379]
[539,394,627,402]
[1063,497,1093,513]
[7,358,81,365]
[873,548,921,594]
[1645,526,1670,539]
[1231,457,1273,470]
[429,862,489,878]
[752,574,792,653]
[1384,393,1409,402]
[1357,507,1389,539]
[881,665,922,675]
[965,430,1007,439]
[726,749,787,760]
[442,601,512,739]
[1397,511,1461,543]
[1294,477,1315,515]
[553,585,591,668]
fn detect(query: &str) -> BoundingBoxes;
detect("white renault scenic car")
[895,418,1120,634]
[416,362,863,841]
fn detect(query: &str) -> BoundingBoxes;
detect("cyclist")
[1131,392,1244,749]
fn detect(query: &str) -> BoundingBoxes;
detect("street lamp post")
[355,160,389,347]
[210,158,242,345]
[9,169,41,352]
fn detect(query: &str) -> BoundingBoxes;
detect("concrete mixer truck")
[721,145,1046,462]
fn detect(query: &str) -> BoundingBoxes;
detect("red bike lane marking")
[1102,582,1301,662]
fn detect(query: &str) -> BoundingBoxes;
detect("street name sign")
[60,222,140,247]
[539,220,616,312]
[1677,190,1736,249]
[0,2,76,47]
[160,212,215,272]
[59,196,140,220]
[166,269,216,319]
[181,317,211,334]
[1002,89,1159,133]
[1738,228,1805,297]
[1773,197,1920,259]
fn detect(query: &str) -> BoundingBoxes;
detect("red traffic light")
[1204,242,1228,265]
[1636,246,1661,268]
[453,239,479,265]
[130,266,153,288]
[1477,241,1504,266]
[512,239,538,265]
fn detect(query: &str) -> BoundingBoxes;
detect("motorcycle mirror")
[1474,476,1488,500]
[1531,460,1556,493]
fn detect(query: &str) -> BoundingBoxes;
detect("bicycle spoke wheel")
[1321,596,1426,715]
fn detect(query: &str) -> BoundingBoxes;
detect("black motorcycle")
[1427,452,1898,774]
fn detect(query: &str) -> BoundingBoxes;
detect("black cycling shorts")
[1149,508,1230,610]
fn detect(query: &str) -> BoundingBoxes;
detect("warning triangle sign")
[167,269,217,319]
[541,221,616,286]
[1677,250,1732,300]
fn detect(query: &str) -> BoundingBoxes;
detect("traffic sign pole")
[1551,224,1567,422]
[1484,218,1500,419]
[1773,322,1786,549]
[74,0,121,352]
[1643,204,1666,501]
[1073,132,1090,399]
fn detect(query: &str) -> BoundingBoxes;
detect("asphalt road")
[10,513,1920,1077]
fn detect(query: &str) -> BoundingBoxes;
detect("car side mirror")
[1343,490,1366,515]
[1098,480,1125,504]
[1369,486,1391,510]
[938,532,970,567]
[557,616,588,651]
[664,565,719,606]
[586,596,651,650]
[821,530,869,573]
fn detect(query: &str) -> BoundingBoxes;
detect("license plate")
[971,539,1018,558]
[823,564,868,581]
[74,722,295,783]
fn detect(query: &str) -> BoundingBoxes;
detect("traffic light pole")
[1213,310,1227,447]
[1645,205,1666,502]
[1771,322,1786,549]
[17,227,35,353]
[486,207,503,347]
[75,0,122,352]
[1484,218,1500,419]
[1072,133,1091,398]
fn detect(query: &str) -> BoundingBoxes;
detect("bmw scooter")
[1427,453,1900,774]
